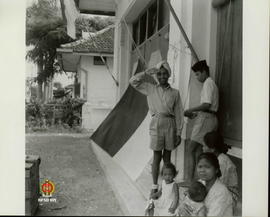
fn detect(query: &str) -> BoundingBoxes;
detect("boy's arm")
[150,188,162,199]
[184,79,215,118]
[174,91,184,136]
[173,91,183,148]
[129,68,157,95]
[184,103,211,117]
[168,183,179,213]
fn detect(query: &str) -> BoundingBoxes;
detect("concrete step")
[91,141,147,216]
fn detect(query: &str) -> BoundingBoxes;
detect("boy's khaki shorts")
[149,116,177,151]
[191,112,218,145]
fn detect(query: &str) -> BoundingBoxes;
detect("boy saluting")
[129,60,184,197]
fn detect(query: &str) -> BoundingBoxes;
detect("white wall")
[79,55,117,130]
[191,0,217,78]
[114,2,131,99]
[167,0,217,114]
[78,66,87,99]
[80,55,116,105]
[114,0,154,99]
[115,0,134,21]
[113,21,131,98]
[82,103,112,131]
[184,0,217,135]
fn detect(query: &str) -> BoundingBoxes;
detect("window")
[132,0,169,49]
[158,0,169,30]
[147,1,158,38]
[93,56,107,65]
[215,0,242,148]
[139,13,147,44]
[132,20,140,49]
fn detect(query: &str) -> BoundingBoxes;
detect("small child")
[177,181,207,216]
[203,131,239,208]
[145,163,179,216]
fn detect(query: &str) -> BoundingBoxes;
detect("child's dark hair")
[161,162,177,177]
[160,65,169,75]
[197,152,222,178]
[204,131,231,154]
[188,181,207,202]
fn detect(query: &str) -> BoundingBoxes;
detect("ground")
[26,133,123,216]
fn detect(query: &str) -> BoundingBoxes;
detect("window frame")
[93,56,107,65]
[215,0,243,150]
[131,0,168,50]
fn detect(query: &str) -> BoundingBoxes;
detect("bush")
[25,98,86,132]
[61,97,86,127]
[26,99,44,120]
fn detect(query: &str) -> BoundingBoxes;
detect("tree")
[75,15,115,38]
[26,0,115,101]
[26,0,73,101]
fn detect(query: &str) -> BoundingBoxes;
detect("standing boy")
[183,60,219,183]
[129,60,184,196]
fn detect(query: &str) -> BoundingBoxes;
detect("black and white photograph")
[0,0,268,216]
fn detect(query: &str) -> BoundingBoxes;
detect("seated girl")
[203,131,239,207]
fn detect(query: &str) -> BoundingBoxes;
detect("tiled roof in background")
[61,25,114,54]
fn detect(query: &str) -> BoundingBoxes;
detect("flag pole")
[164,0,199,62]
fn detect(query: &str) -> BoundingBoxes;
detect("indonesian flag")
[60,0,80,39]
[90,28,184,186]
[91,59,153,180]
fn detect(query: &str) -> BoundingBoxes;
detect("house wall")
[78,55,116,131]
[114,1,131,99]
[114,0,155,99]
[114,0,217,122]
[113,21,131,98]
[113,0,219,180]
[168,0,217,139]
[188,0,217,113]
[78,65,87,100]
[81,56,115,105]
[111,0,241,214]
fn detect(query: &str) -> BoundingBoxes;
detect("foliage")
[26,99,44,120]
[26,0,115,83]
[62,97,86,127]
[26,0,74,83]
[75,15,115,38]
[30,86,38,99]
[26,98,86,132]
[26,0,59,22]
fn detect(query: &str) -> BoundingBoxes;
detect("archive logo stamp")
[38,179,57,203]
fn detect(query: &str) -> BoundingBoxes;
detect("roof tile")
[61,25,114,54]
